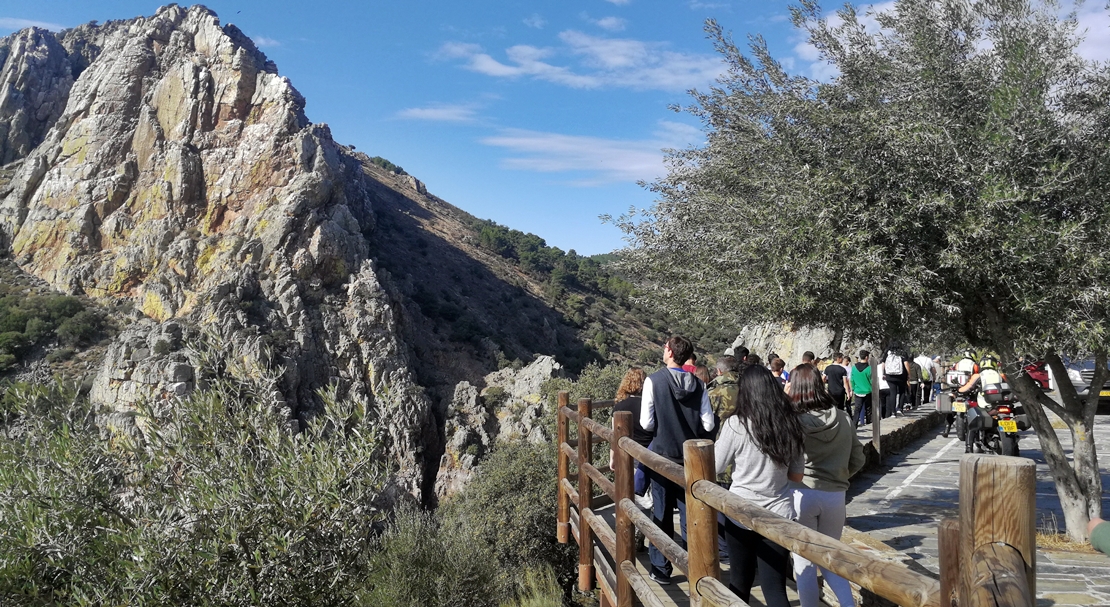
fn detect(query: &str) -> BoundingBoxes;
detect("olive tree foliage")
[612,0,1110,539]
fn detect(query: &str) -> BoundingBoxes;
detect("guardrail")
[555,391,1035,607]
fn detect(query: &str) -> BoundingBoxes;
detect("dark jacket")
[647,367,709,461]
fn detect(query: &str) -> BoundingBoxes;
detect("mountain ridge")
[0,4,665,503]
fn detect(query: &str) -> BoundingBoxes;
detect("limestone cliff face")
[0,6,433,499]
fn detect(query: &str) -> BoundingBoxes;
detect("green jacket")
[850,363,873,395]
[797,407,867,491]
[708,372,739,419]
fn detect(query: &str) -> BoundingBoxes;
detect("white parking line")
[866,438,962,515]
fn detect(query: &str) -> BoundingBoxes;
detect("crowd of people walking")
[613,336,878,607]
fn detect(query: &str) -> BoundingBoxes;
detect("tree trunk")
[998,348,1105,541]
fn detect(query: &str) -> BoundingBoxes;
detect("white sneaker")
[634,493,653,510]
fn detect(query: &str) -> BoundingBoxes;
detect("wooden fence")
[555,391,1035,607]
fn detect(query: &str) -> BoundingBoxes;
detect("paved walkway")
[845,400,1110,607]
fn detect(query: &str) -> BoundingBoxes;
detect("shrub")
[438,441,575,602]
[55,310,102,346]
[44,347,75,363]
[499,566,563,607]
[0,348,389,605]
[361,507,497,607]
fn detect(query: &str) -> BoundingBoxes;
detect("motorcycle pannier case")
[981,382,1007,404]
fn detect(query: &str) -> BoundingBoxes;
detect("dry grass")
[1036,532,1098,553]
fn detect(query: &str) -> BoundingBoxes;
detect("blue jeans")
[634,462,648,496]
[648,468,687,576]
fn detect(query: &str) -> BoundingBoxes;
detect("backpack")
[884,351,904,377]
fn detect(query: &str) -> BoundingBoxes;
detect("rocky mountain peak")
[0,5,434,500]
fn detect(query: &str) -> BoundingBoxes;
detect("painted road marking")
[865,438,962,515]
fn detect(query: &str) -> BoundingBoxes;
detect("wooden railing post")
[577,398,595,592]
[684,439,719,607]
[958,454,1036,607]
[557,391,570,543]
[871,360,882,463]
[612,411,634,607]
[938,517,959,607]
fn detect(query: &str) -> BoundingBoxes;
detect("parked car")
[1021,359,1050,391]
[1047,357,1110,403]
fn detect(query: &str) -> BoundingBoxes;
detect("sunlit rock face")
[0,5,434,501]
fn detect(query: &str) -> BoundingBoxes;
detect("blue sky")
[3,1,1109,255]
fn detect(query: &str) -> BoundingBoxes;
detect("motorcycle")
[945,382,1030,456]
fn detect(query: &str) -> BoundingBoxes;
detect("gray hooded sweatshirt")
[798,407,866,492]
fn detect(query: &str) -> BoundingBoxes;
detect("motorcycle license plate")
[999,420,1018,433]
[953,402,967,413]
[1100,390,1110,397]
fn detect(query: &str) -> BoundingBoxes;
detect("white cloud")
[441,30,723,91]
[605,0,632,5]
[480,120,703,186]
[0,17,65,31]
[594,16,628,31]
[253,35,280,48]
[688,1,731,9]
[435,41,484,60]
[523,14,546,29]
[397,103,479,122]
[1075,4,1110,63]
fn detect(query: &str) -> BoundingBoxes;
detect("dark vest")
[648,367,708,462]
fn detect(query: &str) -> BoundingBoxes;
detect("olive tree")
[613,0,1110,540]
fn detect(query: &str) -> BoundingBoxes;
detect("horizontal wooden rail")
[562,406,615,443]
[619,497,688,575]
[693,480,941,607]
[969,543,1032,606]
[583,507,617,556]
[583,462,616,500]
[582,415,614,442]
[697,576,748,607]
[617,436,684,485]
[561,477,579,505]
[620,561,668,607]
[591,399,616,409]
[566,436,607,448]
[560,442,577,463]
[595,545,617,607]
[570,508,580,545]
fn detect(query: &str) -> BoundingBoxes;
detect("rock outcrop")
[434,356,563,497]
[728,324,875,366]
[0,6,433,500]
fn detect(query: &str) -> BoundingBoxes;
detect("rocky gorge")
[0,5,611,505]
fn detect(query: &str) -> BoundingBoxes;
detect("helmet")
[979,355,999,369]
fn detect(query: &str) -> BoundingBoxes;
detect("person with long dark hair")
[610,367,653,508]
[788,364,866,607]
[714,365,804,607]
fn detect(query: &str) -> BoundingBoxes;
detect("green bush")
[499,566,563,607]
[55,310,103,346]
[438,441,575,602]
[0,351,389,605]
[361,507,497,607]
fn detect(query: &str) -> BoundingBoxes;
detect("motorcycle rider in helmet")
[957,355,1005,453]
[944,351,978,437]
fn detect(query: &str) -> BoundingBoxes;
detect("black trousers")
[722,518,791,607]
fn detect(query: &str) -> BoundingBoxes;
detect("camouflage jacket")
[708,372,739,419]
